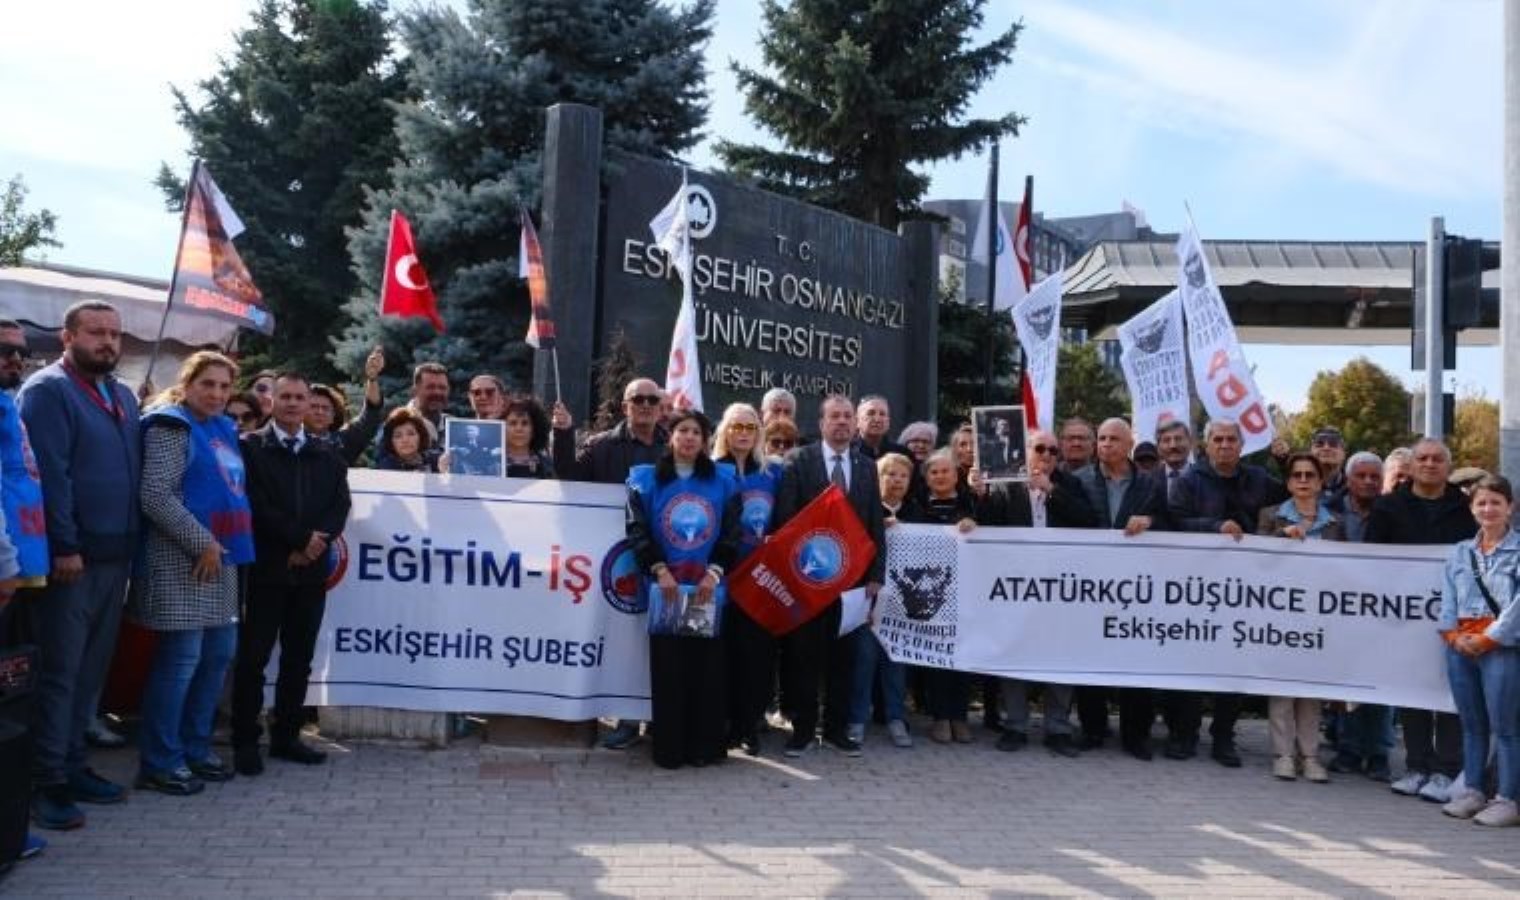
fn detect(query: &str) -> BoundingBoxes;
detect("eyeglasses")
[1290,470,1320,481]
[728,422,758,433]
[1031,444,1059,456]
[767,439,796,451]
[0,343,29,360]
[1312,438,1343,448]
[252,382,272,394]
[626,394,661,406]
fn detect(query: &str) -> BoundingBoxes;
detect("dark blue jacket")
[1168,456,1287,534]
[18,361,142,562]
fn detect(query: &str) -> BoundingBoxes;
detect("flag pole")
[379,209,397,317]
[550,347,562,405]
[145,158,200,387]
[982,145,999,405]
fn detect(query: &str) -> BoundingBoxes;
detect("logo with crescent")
[393,254,429,292]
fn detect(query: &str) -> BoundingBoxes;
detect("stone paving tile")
[4,718,1518,898]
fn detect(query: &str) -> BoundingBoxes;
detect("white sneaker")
[1302,758,1329,783]
[1443,789,1489,819]
[887,719,912,748]
[1272,755,1297,780]
[1418,772,1455,803]
[1391,771,1429,796]
[1474,798,1520,827]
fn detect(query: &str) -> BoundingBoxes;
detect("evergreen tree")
[158,0,408,382]
[331,0,714,402]
[0,174,60,266]
[1054,342,1128,426]
[719,0,1023,229]
[935,269,1018,433]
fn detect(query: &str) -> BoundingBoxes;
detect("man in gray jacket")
[18,301,142,830]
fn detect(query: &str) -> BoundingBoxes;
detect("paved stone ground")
[5,716,1518,898]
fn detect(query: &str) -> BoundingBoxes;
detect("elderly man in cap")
[1132,440,1160,475]
[1309,426,1348,499]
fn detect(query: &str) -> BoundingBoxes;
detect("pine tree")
[0,174,61,266]
[719,0,1023,230]
[331,0,714,402]
[158,0,408,382]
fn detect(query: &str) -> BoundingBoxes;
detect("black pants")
[1401,708,1463,777]
[779,602,852,740]
[1161,691,1240,745]
[724,603,774,742]
[649,634,726,769]
[1076,686,1113,740]
[926,669,971,722]
[1079,686,1157,747]
[232,582,326,748]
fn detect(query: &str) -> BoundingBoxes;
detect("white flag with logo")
[1010,271,1061,434]
[649,176,702,412]
[1117,290,1190,443]
[971,200,1025,312]
[1175,225,1274,453]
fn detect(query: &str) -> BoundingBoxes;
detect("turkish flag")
[729,485,877,637]
[380,210,444,332]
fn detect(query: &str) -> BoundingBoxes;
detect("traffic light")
[1443,236,1499,329]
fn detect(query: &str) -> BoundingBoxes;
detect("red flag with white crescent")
[379,210,443,332]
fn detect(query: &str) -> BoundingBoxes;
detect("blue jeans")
[1335,704,1396,762]
[848,627,906,726]
[139,624,237,775]
[1447,645,1520,798]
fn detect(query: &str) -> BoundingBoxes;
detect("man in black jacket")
[549,378,668,750]
[1366,437,1475,802]
[232,373,352,776]
[771,394,886,758]
[1073,418,1170,759]
[1168,418,1288,767]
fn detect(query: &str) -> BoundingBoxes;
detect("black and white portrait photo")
[444,417,506,477]
[972,405,1027,482]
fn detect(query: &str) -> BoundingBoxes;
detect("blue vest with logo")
[0,390,48,578]
[145,404,255,565]
[628,462,738,584]
[734,461,781,559]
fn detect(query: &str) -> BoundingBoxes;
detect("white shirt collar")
[272,421,307,449]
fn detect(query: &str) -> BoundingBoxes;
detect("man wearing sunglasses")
[549,378,669,749]
[16,301,143,829]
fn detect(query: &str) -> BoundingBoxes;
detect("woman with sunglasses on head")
[1437,475,1520,827]
[711,403,781,755]
[304,347,385,466]
[133,352,255,795]
[626,409,742,769]
[1257,452,1344,783]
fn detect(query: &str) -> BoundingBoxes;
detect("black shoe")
[1211,740,1242,768]
[66,768,126,805]
[995,730,1028,752]
[1163,736,1197,760]
[134,767,205,797]
[1077,733,1106,751]
[270,740,327,765]
[823,731,863,757]
[30,786,85,831]
[233,746,264,777]
[782,735,814,759]
[188,754,236,783]
[1328,752,1362,774]
[1044,734,1081,758]
[739,731,762,757]
[1123,740,1154,761]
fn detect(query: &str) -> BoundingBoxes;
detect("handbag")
[1456,548,1504,644]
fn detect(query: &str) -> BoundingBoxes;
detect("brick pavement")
[5,717,1518,898]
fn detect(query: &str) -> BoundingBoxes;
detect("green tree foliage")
[158,0,408,383]
[332,0,715,403]
[1290,356,1413,455]
[1054,341,1128,426]
[936,295,1017,435]
[1450,392,1499,472]
[0,175,61,266]
[719,0,1024,229]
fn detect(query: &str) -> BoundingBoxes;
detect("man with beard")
[17,301,142,829]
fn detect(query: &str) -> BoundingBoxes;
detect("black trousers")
[724,603,774,743]
[1160,691,1241,744]
[1078,686,1157,747]
[649,634,726,769]
[232,582,326,748]
[926,669,971,722]
[1401,709,1463,777]
[778,602,853,740]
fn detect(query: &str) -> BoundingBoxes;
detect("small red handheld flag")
[519,208,555,349]
[728,485,877,637]
[380,210,443,332]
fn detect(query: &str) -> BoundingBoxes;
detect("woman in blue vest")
[133,351,255,795]
[711,403,780,755]
[626,409,742,769]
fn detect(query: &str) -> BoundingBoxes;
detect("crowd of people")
[1,299,1518,875]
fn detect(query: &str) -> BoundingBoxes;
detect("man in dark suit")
[771,394,886,758]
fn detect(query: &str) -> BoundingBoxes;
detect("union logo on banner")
[325,536,350,591]
[791,529,851,592]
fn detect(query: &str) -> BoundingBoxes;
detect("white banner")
[971,199,1025,312]
[1118,289,1190,444]
[1010,271,1062,434]
[307,470,652,720]
[1175,225,1275,454]
[874,525,1454,712]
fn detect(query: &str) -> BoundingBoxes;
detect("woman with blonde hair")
[134,351,254,795]
[712,402,783,755]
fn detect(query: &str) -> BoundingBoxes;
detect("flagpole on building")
[982,145,1000,405]
[144,158,201,388]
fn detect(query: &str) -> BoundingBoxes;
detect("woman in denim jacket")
[1257,452,1344,783]
[1438,475,1520,826]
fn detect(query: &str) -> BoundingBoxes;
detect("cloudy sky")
[0,0,1503,409]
